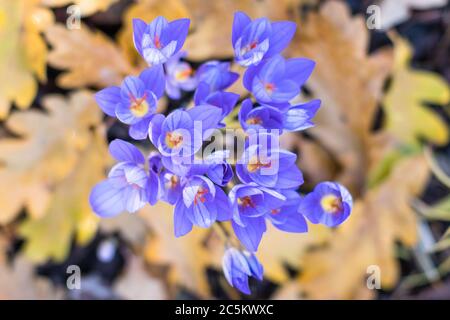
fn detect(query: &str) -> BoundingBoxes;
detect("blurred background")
[0,0,449,300]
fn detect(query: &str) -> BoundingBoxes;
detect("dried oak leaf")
[18,129,109,262]
[42,0,118,16]
[0,91,102,225]
[0,0,54,119]
[0,255,63,299]
[299,155,430,299]
[46,23,135,89]
[383,35,449,146]
[139,202,215,297]
[286,0,394,196]
[183,0,311,61]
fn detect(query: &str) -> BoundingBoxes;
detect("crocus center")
[154,35,162,49]
[241,41,258,55]
[321,194,343,214]
[237,196,256,208]
[168,175,179,189]
[129,92,149,117]
[264,83,275,94]
[175,68,193,81]
[165,131,184,149]
[247,156,271,172]
[246,117,262,125]
[194,187,208,205]
[271,208,281,215]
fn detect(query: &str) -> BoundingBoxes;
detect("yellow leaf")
[18,128,108,262]
[383,36,449,146]
[139,202,215,297]
[299,155,430,299]
[0,91,102,224]
[286,1,394,196]
[42,0,118,16]
[0,0,54,119]
[46,23,136,88]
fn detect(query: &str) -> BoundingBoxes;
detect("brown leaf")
[287,1,394,196]
[46,23,136,88]
[299,155,430,299]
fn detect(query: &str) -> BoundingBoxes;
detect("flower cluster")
[89,12,353,295]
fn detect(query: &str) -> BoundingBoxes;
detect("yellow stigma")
[175,68,193,81]
[165,131,184,149]
[320,194,343,213]
[130,100,149,117]
[247,155,271,173]
[246,117,262,125]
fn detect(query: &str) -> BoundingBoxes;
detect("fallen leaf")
[113,254,168,300]
[299,155,430,299]
[383,35,449,146]
[18,128,108,262]
[0,255,63,299]
[0,0,54,119]
[46,23,136,88]
[287,1,394,196]
[0,90,102,225]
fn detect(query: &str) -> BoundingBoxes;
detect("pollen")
[320,194,343,214]
[264,82,275,94]
[237,196,256,208]
[247,155,271,173]
[168,175,179,189]
[175,68,193,81]
[129,92,149,117]
[246,117,262,125]
[154,35,162,49]
[165,131,184,149]
[194,187,208,205]
[271,208,281,215]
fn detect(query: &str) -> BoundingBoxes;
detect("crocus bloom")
[229,183,285,251]
[239,98,321,132]
[164,51,197,99]
[232,11,296,67]
[148,106,222,158]
[148,152,183,205]
[222,247,263,295]
[266,189,308,233]
[196,60,239,92]
[236,143,304,189]
[299,182,353,227]
[243,55,315,107]
[194,82,240,122]
[133,16,190,65]
[205,150,234,186]
[89,139,159,217]
[95,65,165,140]
[173,176,232,236]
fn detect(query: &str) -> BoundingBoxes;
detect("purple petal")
[284,99,320,132]
[132,18,147,56]
[109,139,145,164]
[89,180,125,218]
[232,11,251,46]
[174,200,193,237]
[215,187,233,221]
[266,21,296,58]
[139,65,165,98]
[284,58,315,86]
[95,86,121,117]
[129,117,152,140]
[148,113,165,146]
[167,18,190,52]
[232,217,266,252]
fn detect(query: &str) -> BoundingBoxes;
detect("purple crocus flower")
[222,247,263,295]
[236,143,303,189]
[205,150,234,186]
[243,55,315,107]
[95,65,165,140]
[239,98,321,132]
[194,82,240,122]
[89,139,159,217]
[298,182,353,227]
[164,51,197,99]
[197,61,239,92]
[266,189,308,233]
[133,16,190,65]
[232,11,296,67]
[148,105,222,158]
[173,175,232,237]
[229,183,285,251]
